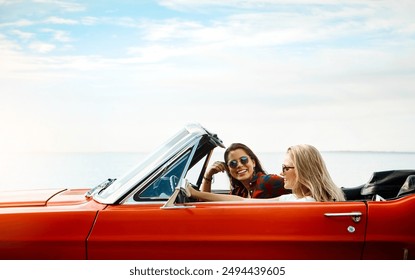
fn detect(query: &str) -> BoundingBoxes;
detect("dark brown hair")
[224,143,267,190]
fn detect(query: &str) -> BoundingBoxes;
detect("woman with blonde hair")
[185,144,345,202]
[282,144,345,202]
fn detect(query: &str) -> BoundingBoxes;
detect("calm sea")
[0,151,414,191]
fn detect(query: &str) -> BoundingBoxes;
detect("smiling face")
[226,148,256,183]
[280,152,296,190]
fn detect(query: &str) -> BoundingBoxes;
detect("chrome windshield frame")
[93,123,219,205]
[120,137,200,205]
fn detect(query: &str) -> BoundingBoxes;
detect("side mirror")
[161,179,195,210]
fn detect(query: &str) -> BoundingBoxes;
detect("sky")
[1,0,414,154]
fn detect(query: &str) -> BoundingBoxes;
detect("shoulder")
[257,173,283,182]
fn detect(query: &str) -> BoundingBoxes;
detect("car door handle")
[324,211,362,223]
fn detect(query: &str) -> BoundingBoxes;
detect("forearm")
[200,175,213,192]
[200,161,226,193]
[188,185,245,202]
[193,191,245,202]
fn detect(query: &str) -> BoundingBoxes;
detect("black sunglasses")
[228,156,250,169]
[282,164,295,173]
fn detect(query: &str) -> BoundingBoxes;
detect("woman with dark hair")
[200,143,288,198]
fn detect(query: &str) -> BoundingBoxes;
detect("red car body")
[1,124,414,260]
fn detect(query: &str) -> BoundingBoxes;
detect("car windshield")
[98,128,192,199]
[134,149,192,201]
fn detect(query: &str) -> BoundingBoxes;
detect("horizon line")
[1,150,415,154]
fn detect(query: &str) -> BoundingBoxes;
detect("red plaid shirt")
[230,172,288,198]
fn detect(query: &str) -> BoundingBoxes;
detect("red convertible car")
[0,123,414,260]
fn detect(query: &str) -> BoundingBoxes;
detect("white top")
[277,194,316,202]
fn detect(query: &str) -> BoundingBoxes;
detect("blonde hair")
[287,144,345,202]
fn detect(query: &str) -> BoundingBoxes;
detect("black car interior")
[342,170,415,201]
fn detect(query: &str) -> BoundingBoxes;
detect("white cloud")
[81,16,98,26]
[44,16,78,25]
[41,28,72,42]
[10,29,34,40]
[0,19,33,28]
[0,0,19,5]
[136,4,414,55]
[0,33,23,53]
[158,0,415,9]
[28,41,55,53]
[33,0,85,12]
[52,30,72,42]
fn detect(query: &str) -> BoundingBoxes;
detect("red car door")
[362,195,415,259]
[87,200,367,260]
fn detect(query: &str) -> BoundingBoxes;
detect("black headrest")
[397,175,415,197]
[360,170,415,199]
